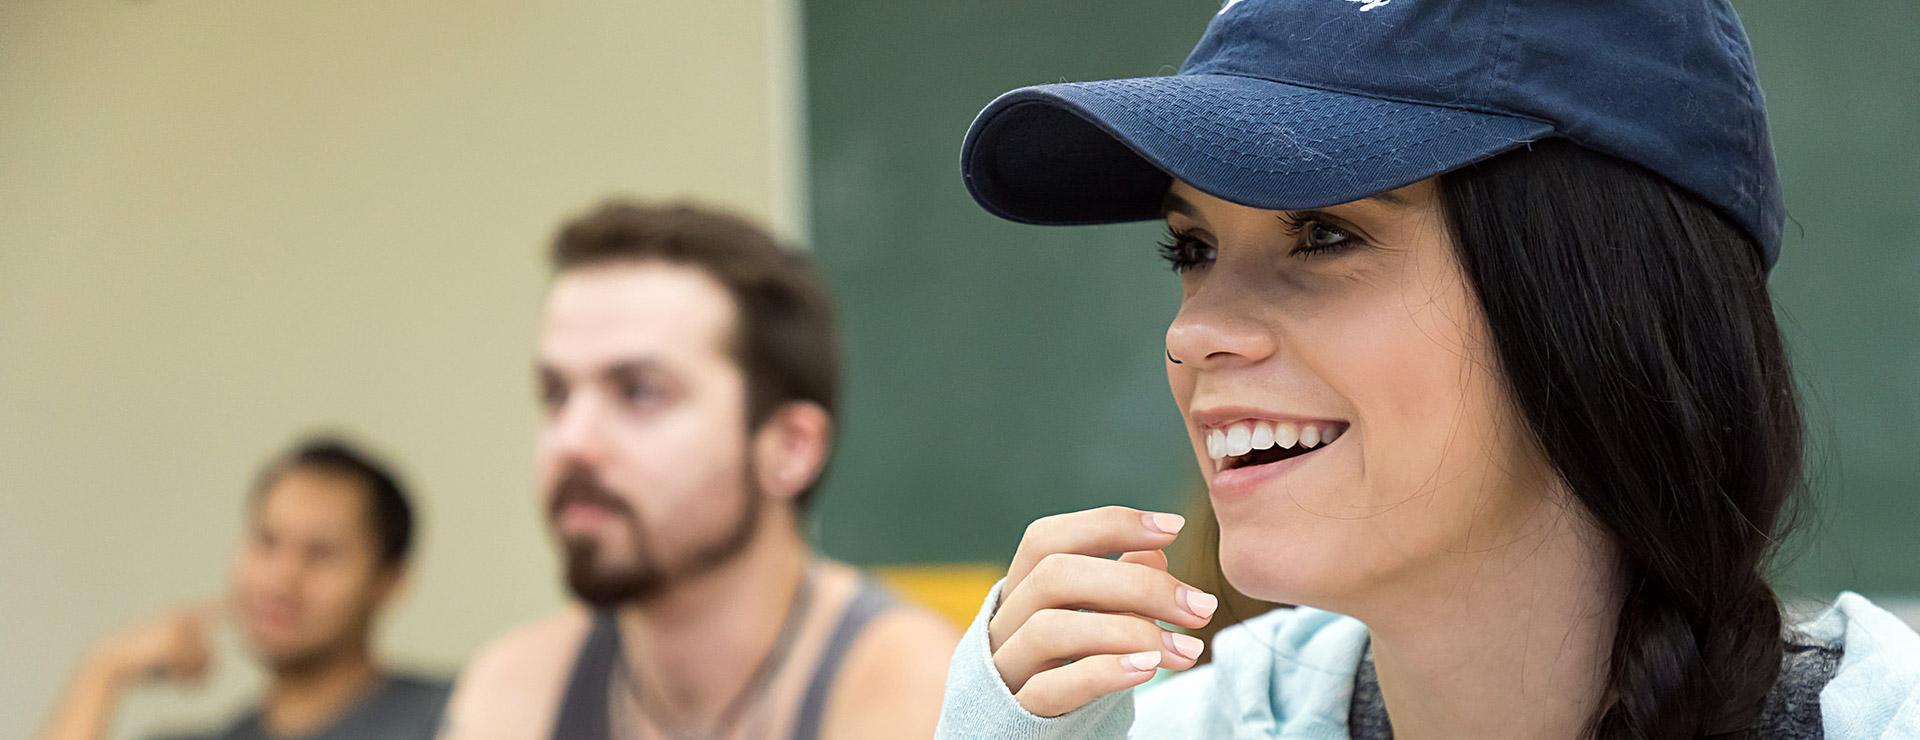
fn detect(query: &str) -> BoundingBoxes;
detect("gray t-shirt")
[151,674,449,740]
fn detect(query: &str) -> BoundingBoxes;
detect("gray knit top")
[1344,641,1842,739]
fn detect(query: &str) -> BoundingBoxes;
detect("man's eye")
[620,381,663,404]
[539,379,567,411]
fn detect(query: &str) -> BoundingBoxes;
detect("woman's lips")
[1206,432,1342,500]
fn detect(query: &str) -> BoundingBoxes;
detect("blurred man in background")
[446,201,954,739]
[39,438,449,740]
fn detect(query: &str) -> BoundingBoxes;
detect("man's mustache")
[547,467,634,522]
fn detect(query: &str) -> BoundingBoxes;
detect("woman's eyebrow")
[1161,191,1201,220]
[1368,189,1410,207]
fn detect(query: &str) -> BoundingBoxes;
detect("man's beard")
[547,465,762,607]
[253,612,374,678]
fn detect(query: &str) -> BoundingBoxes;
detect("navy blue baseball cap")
[961,0,1784,267]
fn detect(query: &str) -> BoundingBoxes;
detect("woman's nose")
[1166,279,1278,370]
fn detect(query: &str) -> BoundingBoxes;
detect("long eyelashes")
[1157,214,1362,270]
[1157,228,1215,273]
[1276,212,1359,257]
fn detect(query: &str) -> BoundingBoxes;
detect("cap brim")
[961,74,1556,225]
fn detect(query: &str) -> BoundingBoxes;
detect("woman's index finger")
[1007,506,1186,593]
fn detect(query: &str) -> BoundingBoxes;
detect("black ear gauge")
[1167,350,1184,365]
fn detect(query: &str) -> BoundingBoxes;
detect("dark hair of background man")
[252,437,417,568]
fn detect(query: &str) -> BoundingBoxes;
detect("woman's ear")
[751,401,833,503]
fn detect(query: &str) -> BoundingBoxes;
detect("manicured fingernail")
[1165,632,1204,660]
[1179,587,1218,619]
[1144,512,1185,535]
[1122,650,1161,673]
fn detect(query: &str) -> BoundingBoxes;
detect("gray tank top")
[550,578,896,740]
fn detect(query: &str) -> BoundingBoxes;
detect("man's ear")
[751,401,833,502]
[370,564,410,613]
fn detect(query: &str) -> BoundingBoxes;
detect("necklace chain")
[612,564,817,740]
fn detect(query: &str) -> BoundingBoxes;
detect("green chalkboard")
[801,1,1206,566]
[1742,1,1920,599]
[803,1,1920,599]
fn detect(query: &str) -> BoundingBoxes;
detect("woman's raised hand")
[987,506,1216,717]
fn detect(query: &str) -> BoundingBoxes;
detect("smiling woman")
[932,0,1920,737]
[1152,174,1568,620]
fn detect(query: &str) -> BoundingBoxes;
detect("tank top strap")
[550,609,620,740]
[788,578,899,740]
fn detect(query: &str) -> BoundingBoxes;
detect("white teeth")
[1274,422,1299,449]
[1226,424,1253,457]
[1208,420,1346,464]
[1250,422,1275,450]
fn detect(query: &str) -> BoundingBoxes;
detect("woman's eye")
[1282,211,1359,257]
[1305,221,1351,249]
[1157,232,1216,273]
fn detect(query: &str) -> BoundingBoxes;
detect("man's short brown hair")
[550,200,840,509]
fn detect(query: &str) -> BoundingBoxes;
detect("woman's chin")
[1217,526,1380,611]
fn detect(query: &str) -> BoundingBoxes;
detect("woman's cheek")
[1313,304,1472,500]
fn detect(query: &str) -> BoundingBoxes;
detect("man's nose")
[549,391,610,467]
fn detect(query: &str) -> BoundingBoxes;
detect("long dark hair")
[1439,140,1804,738]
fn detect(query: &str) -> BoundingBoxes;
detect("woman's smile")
[1188,406,1352,499]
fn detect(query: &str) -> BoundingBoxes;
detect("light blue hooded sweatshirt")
[937,582,1920,738]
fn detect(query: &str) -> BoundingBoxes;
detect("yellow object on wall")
[871,563,1006,630]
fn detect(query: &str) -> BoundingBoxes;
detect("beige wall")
[0,1,801,736]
